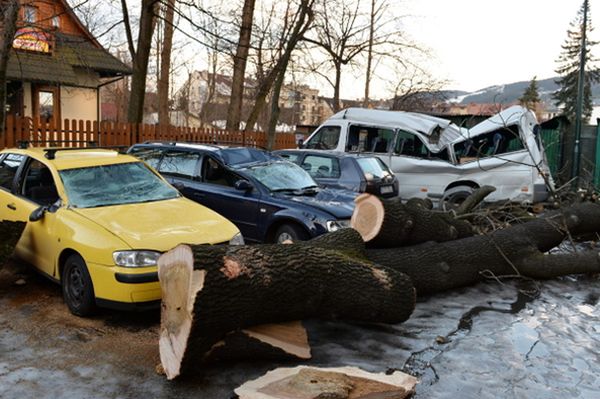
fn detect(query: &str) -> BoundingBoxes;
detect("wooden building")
[6,0,130,123]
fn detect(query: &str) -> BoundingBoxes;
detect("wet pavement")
[0,259,599,398]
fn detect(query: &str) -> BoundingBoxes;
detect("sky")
[398,0,598,93]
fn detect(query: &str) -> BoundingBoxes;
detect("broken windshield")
[60,162,179,208]
[243,162,317,192]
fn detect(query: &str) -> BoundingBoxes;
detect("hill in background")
[444,77,600,106]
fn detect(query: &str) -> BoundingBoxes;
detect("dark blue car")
[128,143,357,243]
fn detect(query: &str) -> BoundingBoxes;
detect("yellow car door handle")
[6,203,16,210]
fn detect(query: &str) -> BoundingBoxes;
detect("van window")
[454,125,524,163]
[347,125,394,153]
[394,130,450,162]
[304,126,341,150]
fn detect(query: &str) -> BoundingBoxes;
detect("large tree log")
[158,243,415,379]
[351,194,473,248]
[365,202,600,295]
[0,220,25,266]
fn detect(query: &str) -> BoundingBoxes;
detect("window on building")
[52,15,60,28]
[24,6,37,23]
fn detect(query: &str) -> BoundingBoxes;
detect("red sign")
[13,27,51,53]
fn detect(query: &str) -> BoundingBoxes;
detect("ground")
[1,258,599,398]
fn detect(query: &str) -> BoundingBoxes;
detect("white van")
[302,106,554,208]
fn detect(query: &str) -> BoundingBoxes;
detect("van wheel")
[62,254,97,317]
[274,224,308,244]
[440,185,475,212]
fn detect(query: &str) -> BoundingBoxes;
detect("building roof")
[7,33,131,86]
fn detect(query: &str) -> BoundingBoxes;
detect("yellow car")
[0,146,242,316]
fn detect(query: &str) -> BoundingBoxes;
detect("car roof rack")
[39,145,129,160]
[140,140,267,150]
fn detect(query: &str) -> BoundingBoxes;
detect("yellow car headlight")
[113,250,161,267]
[229,232,245,246]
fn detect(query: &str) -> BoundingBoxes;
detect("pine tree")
[519,76,541,110]
[553,0,600,123]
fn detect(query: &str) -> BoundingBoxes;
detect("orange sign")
[13,27,51,53]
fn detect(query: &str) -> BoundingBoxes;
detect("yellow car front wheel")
[62,254,97,317]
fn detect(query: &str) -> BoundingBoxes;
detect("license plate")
[380,185,393,194]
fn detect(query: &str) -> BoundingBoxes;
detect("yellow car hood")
[72,197,239,251]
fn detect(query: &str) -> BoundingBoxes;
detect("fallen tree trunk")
[351,194,473,247]
[158,243,415,379]
[0,220,26,266]
[365,202,600,295]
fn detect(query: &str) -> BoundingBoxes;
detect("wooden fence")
[1,115,300,150]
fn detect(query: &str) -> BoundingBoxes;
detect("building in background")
[6,0,130,124]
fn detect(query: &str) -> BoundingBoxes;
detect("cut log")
[206,321,311,362]
[365,202,600,295]
[351,194,473,248]
[0,220,26,266]
[158,243,415,379]
[234,365,417,399]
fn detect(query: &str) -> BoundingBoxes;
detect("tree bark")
[351,194,473,247]
[158,242,415,379]
[158,0,176,126]
[365,202,600,295]
[127,0,158,124]
[0,220,25,266]
[0,0,19,137]
[226,0,256,131]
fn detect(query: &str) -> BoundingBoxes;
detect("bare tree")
[388,65,449,112]
[245,0,315,138]
[226,0,256,131]
[0,0,19,136]
[303,0,414,112]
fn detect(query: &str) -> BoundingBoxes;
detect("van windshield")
[304,126,341,150]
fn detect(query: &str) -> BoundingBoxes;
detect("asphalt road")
[1,258,599,398]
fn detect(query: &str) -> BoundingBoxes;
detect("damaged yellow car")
[0,146,242,316]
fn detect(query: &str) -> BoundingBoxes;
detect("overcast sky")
[399,0,598,93]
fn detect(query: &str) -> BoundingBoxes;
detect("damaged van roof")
[330,106,534,152]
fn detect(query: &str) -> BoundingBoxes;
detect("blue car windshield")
[243,161,317,191]
[60,162,179,208]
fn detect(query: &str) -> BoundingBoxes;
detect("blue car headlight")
[326,219,351,232]
[113,250,161,267]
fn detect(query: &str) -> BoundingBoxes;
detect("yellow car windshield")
[59,162,178,208]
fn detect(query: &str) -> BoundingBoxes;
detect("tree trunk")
[333,64,342,112]
[351,194,473,247]
[226,0,256,131]
[158,0,175,127]
[1,220,25,265]
[363,0,376,108]
[127,0,158,124]
[158,243,415,379]
[0,0,19,137]
[365,202,600,295]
